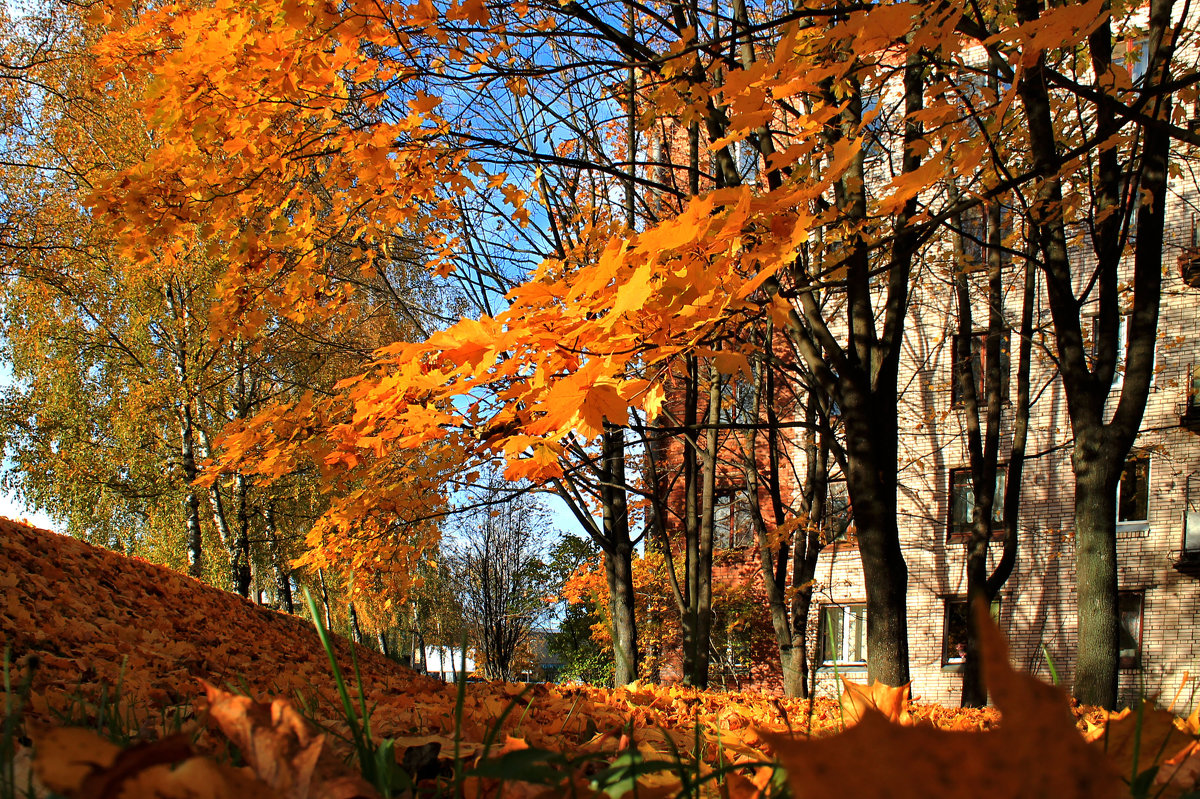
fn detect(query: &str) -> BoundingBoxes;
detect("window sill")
[817,664,867,671]
[947,530,1007,544]
[1116,521,1149,538]
[825,540,859,552]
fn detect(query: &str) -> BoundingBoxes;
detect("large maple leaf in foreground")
[767,603,1125,799]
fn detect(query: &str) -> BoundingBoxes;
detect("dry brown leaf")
[114,757,282,799]
[31,726,121,793]
[1090,701,1195,783]
[1154,741,1200,797]
[839,677,912,725]
[201,681,379,799]
[764,602,1124,799]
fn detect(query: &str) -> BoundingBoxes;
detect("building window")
[714,488,755,549]
[825,480,853,544]
[860,89,887,161]
[952,331,1010,407]
[820,603,867,665]
[1118,592,1143,669]
[1186,363,1200,422]
[1123,37,1150,86]
[948,468,1006,540]
[942,597,1001,666]
[1116,456,1149,527]
[1089,314,1156,389]
[957,204,1013,271]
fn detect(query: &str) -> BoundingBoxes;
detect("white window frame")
[1116,455,1150,532]
[1092,314,1157,391]
[820,603,867,666]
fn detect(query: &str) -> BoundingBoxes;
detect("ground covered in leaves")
[2,519,1199,798]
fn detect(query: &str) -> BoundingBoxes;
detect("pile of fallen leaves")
[3,519,1199,798]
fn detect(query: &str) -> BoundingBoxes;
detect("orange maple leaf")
[201,681,380,799]
[839,677,912,726]
[764,603,1124,798]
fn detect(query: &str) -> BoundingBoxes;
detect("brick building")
[654,207,1200,707]
[640,7,1200,705]
[802,219,1200,707]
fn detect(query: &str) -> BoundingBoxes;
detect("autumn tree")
[0,1,448,605]
[79,0,1200,703]
[446,479,554,681]
[741,356,844,697]
[945,189,1037,707]
[1002,0,1197,707]
[546,534,613,685]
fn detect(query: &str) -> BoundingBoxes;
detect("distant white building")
[421,647,475,681]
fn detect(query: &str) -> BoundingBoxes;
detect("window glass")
[1118,592,1143,668]
[949,468,1006,539]
[826,481,853,543]
[942,598,1001,665]
[952,331,1010,407]
[1124,38,1150,86]
[1188,363,1200,416]
[714,489,755,549]
[860,89,886,160]
[956,204,1013,271]
[820,604,867,665]
[1117,457,1149,524]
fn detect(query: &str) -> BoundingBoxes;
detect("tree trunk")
[263,504,294,614]
[349,601,364,645]
[686,359,720,688]
[604,535,639,685]
[843,392,910,686]
[1073,452,1121,706]
[317,568,333,631]
[598,426,640,686]
[232,473,252,598]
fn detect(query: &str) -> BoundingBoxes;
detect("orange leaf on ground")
[202,681,379,799]
[765,602,1124,799]
[839,677,911,725]
[1088,701,1194,782]
[31,726,120,794]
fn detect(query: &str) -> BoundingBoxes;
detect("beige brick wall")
[805,173,1200,707]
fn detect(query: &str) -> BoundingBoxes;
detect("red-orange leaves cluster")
[91,0,469,340]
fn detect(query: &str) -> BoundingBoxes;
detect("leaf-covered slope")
[0,517,443,718]
[0,517,830,756]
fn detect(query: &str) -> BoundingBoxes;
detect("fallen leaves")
[8,522,1200,799]
[30,726,271,799]
[838,677,911,725]
[202,682,379,799]
[766,604,1126,799]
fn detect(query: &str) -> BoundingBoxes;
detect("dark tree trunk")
[602,426,640,685]
[349,602,363,645]
[1074,461,1121,704]
[232,473,252,599]
[604,540,639,685]
[842,387,910,686]
[1013,0,1172,708]
[263,504,294,614]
